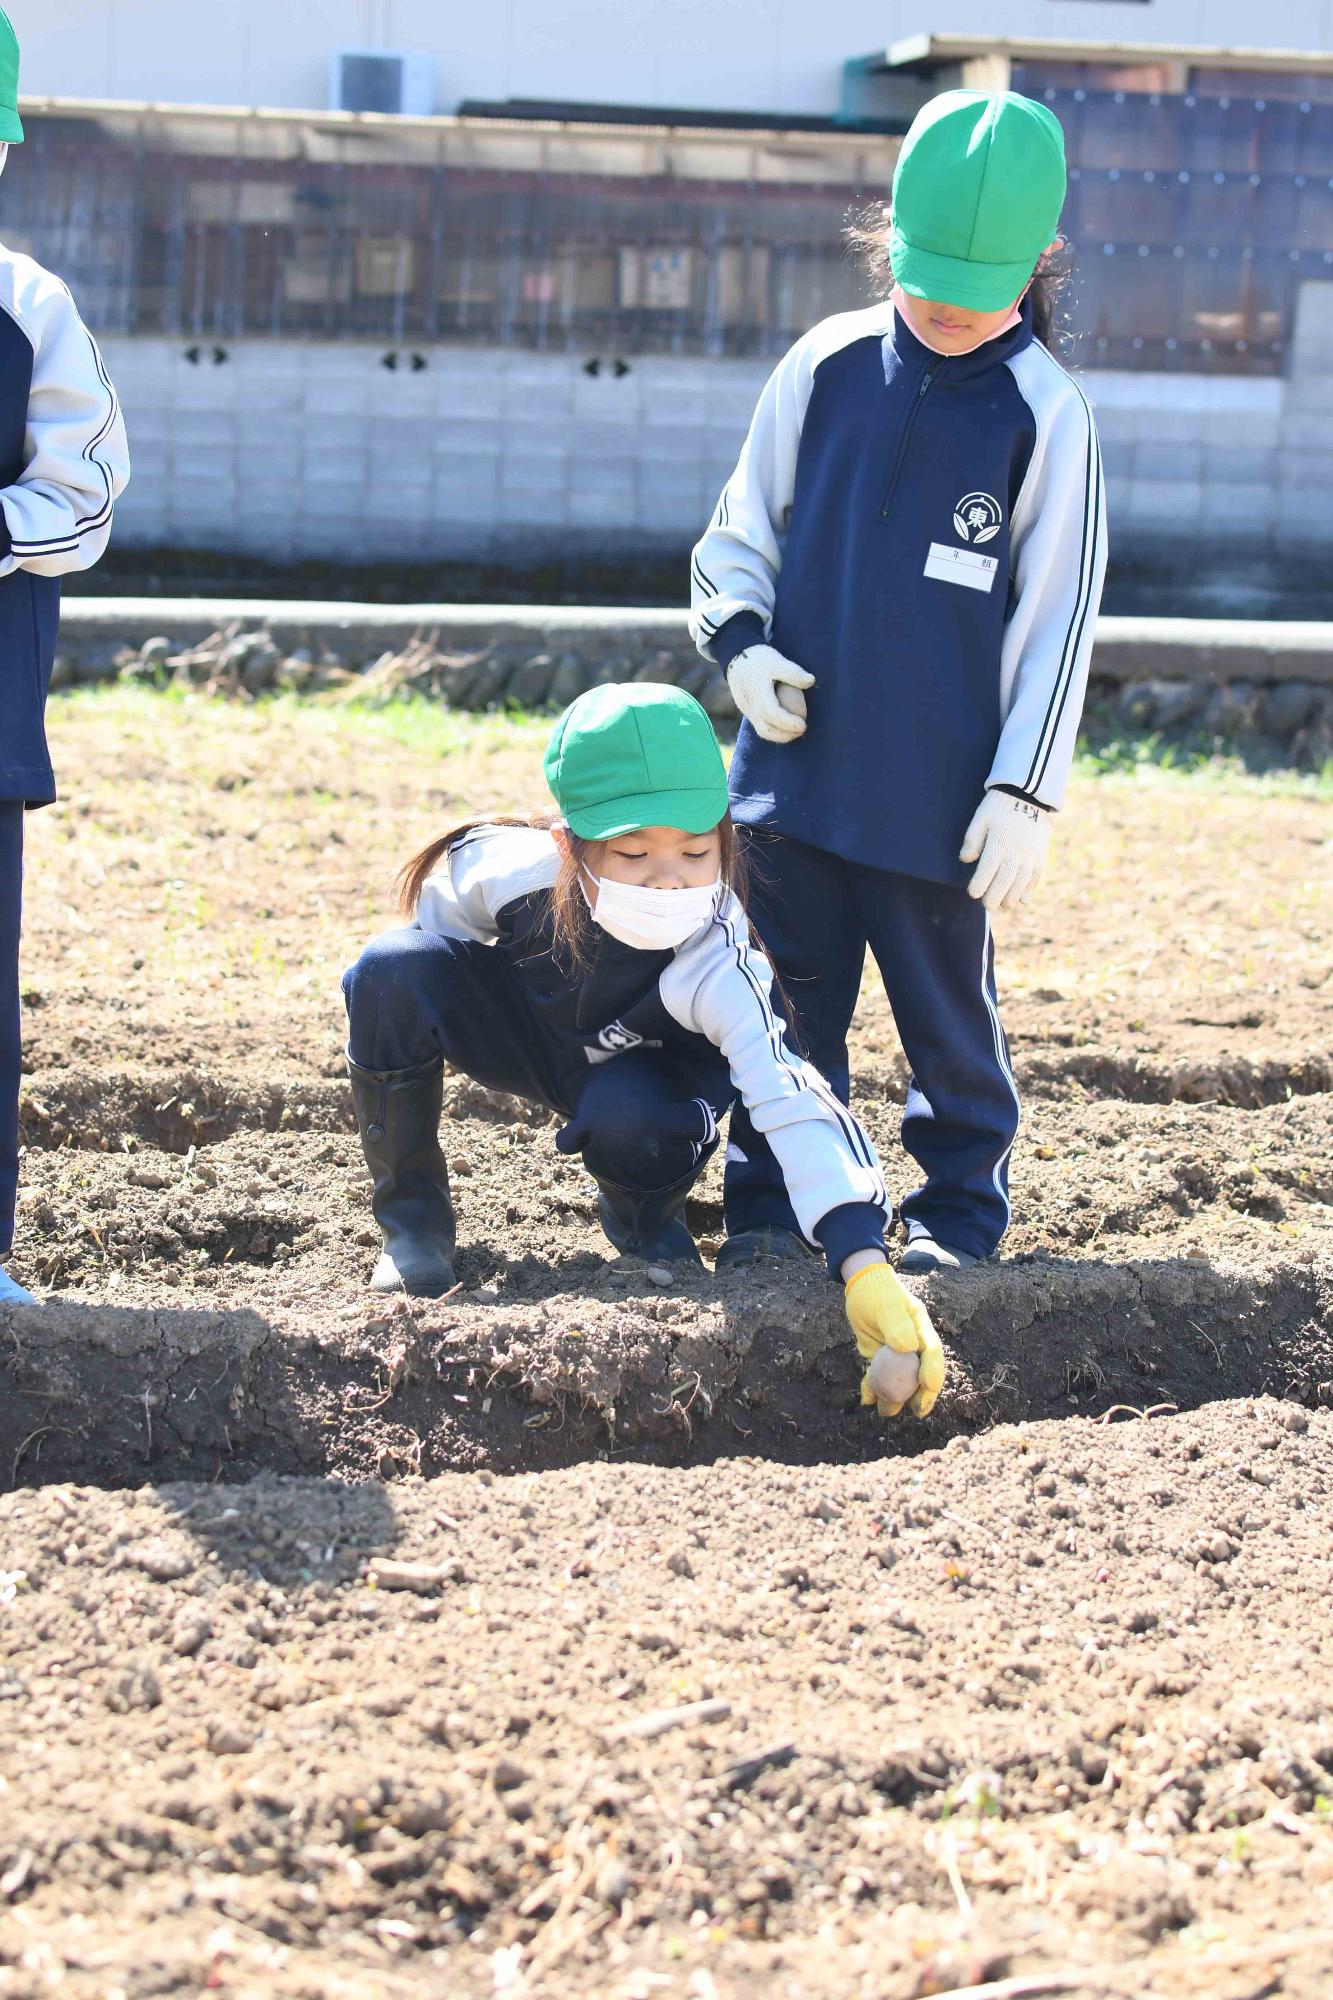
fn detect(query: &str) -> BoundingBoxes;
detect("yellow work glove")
[844,1262,946,1419]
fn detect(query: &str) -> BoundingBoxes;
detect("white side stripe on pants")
[979,914,1023,1227]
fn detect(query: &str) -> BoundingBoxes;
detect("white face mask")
[0,145,8,180]
[584,867,721,953]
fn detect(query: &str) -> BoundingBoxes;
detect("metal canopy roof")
[870,34,1333,75]
[16,91,899,146]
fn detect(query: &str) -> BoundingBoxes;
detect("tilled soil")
[17,691,1332,1087]
[2,1406,1332,1999]
[1,689,1331,1996]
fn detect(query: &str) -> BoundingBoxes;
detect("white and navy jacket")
[689,298,1107,886]
[0,249,130,806]
[418,824,890,1267]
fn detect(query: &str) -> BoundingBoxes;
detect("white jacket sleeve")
[688,335,816,665]
[415,825,559,942]
[0,261,130,580]
[988,371,1108,810]
[661,897,890,1246]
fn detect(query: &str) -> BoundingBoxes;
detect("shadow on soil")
[3,1254,1329,1492]
[157,1473,402,1586]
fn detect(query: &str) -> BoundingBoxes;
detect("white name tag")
[924,542,999,593]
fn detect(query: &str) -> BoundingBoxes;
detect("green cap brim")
[566,780,729,843]
[0,109,22,142]
[891,228,1036,314]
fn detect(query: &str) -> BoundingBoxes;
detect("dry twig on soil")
[606,1698,732,1744]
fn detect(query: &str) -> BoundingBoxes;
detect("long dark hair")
[395,810,749,974]
[844,210,1074,353]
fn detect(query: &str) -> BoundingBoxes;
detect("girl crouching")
[342,683,944,1418]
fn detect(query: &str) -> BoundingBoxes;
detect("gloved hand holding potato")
[843,1261,946,1418]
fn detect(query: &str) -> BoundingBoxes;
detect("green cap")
[0,10,21,145]
[544,682,729,842]
[890,90,1065,313]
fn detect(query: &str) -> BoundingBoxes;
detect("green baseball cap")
[544,682,729,841]
[890,90,1065,313]
[0,9,22,145]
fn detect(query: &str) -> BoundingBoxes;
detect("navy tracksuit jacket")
[689,297,1107,1256]
[343,823,892,1275]
[0,245,129,1255]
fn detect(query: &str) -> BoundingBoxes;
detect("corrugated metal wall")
[5,85,1331,372]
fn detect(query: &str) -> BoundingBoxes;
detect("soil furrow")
[3,1255,1329,1489]
[18,1048,1333,1159]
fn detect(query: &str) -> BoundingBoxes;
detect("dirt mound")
[11,1091,1331,1307]
[4,1256,1330,1488]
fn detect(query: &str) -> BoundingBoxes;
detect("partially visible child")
[342,682,945,1420]
[0,8,131,1307]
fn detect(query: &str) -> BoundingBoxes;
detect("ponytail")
[394,813,552,917]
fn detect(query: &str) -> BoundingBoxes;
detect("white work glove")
[726,644,815,744]
[959,790,1050,912]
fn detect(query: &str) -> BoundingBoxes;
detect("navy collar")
[884,293,1035,382]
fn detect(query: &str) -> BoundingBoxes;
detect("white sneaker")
[0,1267,37,1307]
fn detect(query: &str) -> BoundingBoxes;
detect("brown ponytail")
[395,813,552,917]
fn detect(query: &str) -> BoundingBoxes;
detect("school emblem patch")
[597,1020,645,1052]
[953,492,1003,545]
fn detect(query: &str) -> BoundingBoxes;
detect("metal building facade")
[8,68,1333,374]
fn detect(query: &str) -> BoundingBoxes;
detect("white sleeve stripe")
[8,311,121,554]
[1028,421,1102,796]
[691,552,719,597]
[713,904,888,1212]
[1017,382,1093,790]
[1031,431,1103,796]
[1019,380,1101,795]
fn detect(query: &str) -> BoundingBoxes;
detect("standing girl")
[342,682,945,1420]
[689,89,1108,1274]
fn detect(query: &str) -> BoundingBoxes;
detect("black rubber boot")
[899,1232,981,1275]
[348,1055,457,1297]
[595,1169,703,1268]
[714,1227,812,1270]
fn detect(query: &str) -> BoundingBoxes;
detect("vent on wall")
[330,50,435,116]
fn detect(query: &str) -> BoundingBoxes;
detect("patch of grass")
[1075,703,1332,799]
[76,680,551,760]
[50,683,1332,799]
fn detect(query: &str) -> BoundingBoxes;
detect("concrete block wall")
[101,284,1333,567]
[1088,372,1286,554]
[102,338,771,565]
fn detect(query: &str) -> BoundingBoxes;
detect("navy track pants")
[0,804,23,1256]
[725,831,1020,1261]
[342,925,735,1195]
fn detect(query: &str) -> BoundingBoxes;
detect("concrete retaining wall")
[52,600,1333,764]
